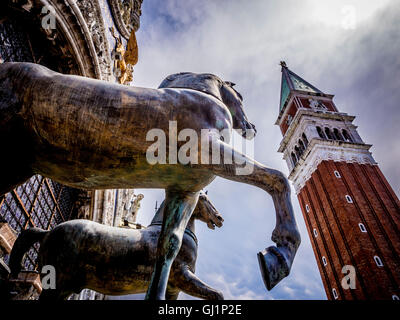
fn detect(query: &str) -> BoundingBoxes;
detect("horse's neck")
[158,75,222,103]
[150,200,195,233]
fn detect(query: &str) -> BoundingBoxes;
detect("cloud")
[179,272,269,300]
[124,0,400,300]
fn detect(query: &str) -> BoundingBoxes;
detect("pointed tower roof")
[279,61,324,112]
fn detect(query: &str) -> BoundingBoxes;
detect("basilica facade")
[0,0,143,300]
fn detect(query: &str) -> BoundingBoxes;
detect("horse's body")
[0,62,228,192]
[0,62,300,299]
[9,192,224,300]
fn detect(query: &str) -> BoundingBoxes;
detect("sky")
[120,0,400,300]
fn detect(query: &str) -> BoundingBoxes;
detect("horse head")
[158,72,257,140]
[192,191,224,230]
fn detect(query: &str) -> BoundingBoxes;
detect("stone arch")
[342,129,353,142]
[109,0,143,39]
[294,145,301,160]
[4,0,113,80]
[324,127,334,140]
[302,132,308,147]
[291,152,298,166]
[298,139,306,154]
[316,126,326,139]
[333,128,344,141]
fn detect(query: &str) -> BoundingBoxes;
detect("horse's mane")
[158,72,243,103]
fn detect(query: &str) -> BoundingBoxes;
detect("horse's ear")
[205,190,208,195]
[225,81,236,87]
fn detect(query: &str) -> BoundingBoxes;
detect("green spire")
[279,61,323,112]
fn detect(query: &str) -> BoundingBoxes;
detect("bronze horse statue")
[0,62,300,299]
[9,191,224,300]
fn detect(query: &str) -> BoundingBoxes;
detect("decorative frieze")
[75,0,113,80]
[278,108,357,153]
[289,140,376,193]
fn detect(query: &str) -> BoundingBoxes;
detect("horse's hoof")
[257,246,290,291]
[211,291,224,300]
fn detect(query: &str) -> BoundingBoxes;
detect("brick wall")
[298,160,400,300]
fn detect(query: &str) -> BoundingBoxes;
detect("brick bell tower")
[275,61,400,300]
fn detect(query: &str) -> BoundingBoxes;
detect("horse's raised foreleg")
[205,138,301,290]
[178,269,224,300]
[145,190,200,300]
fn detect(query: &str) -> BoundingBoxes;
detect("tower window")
[324,127,334,140]
[294,145,301,159]
[291,152,298,166]
[332,288,338,300]
[306,204,310,212]
[334,170,341,178]
[302,133,309,147]
[374,256,383,267]
[393,295,400,300]
[342,129,353,142]
[322,256,327,266]
[345,195,353,203]
[316,126,326,139]
[333,128,344,141]
[358,223,367,233]
[299,139,306,154]
[313,228,318,237]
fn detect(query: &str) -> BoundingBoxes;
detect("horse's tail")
[9,228,48,277]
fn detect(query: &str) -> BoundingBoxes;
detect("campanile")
[275,61,400,300]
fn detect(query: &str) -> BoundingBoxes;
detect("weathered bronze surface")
[0,62,300,299]
[9,191,224,300]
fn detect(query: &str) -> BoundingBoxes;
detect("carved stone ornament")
[75,0,113,80]
[5,0,113,80]
[121,193,143,226]
[108,0,143,39]
[75,190,93,220]
[309,98,327,110]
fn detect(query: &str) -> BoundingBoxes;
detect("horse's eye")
[225,81,235,87]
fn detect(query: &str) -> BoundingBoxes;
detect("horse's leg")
[145,190,200,300]
[0,75,34,197]
[166,285,180,300]
[178,269,224,300]
[205,137,301,290]
[0,132,33,196]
